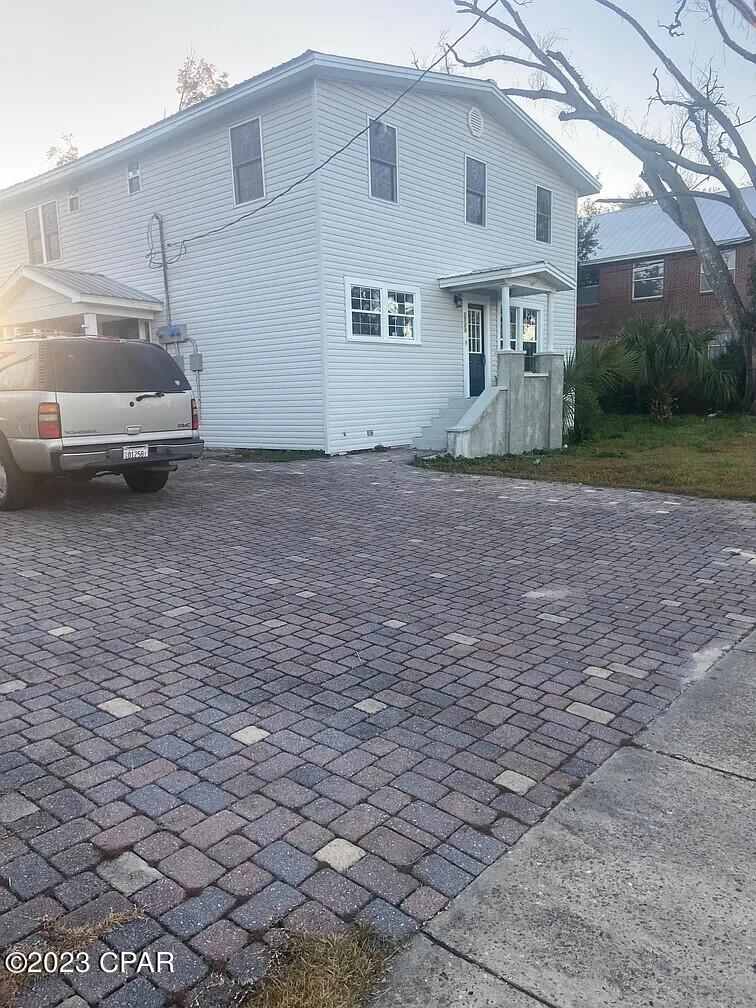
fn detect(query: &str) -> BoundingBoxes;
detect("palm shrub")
[620,319,739,422]
[563,340,638,441]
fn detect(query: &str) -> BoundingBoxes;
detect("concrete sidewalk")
[379,635,756,1008]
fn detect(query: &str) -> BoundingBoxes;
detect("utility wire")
[150,1,498,266]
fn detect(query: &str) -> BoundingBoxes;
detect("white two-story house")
[0,52,598,454]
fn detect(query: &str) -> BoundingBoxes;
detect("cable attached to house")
[147,0,498,267]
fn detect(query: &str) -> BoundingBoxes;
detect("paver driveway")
[0,453,754,1006]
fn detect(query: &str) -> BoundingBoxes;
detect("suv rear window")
[52,340,191,394]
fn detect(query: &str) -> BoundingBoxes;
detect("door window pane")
[522,308,539,371]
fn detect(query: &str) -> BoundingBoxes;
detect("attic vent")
[467,106,483,137]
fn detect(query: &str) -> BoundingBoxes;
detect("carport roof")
[0,265,163,312]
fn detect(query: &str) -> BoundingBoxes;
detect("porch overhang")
[438,261,575,296]
[0,265,163,328]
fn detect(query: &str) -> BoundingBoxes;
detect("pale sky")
[0,0,753,197]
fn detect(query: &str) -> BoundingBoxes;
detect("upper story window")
[465,157,486,226]
[700,248,736,293]
[632,259,664,300]
[25,201,61,265]
[347,279,419,343]
[230,118,265,204]
[127,162,142,195]
[368,120,397,202]
[536,186,552,243]
[68,188,80,213]
[577,265,600,306]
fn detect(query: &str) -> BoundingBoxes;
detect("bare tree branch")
[708,0,756,61]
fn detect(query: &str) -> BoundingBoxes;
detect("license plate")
[123,445,149,460]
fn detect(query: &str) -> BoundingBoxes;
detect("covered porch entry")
[438,260,574,398]
[0,265,163,341]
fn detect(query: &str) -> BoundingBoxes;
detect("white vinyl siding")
[632,259,664,300]
[316,78,578,452]
[700,248,735,293]
[230,118,265,204]
[0,84,323,450]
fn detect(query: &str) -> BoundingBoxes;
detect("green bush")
[563,340,638,442]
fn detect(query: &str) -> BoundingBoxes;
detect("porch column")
[500,285,510,350]
[83,312,99,336]
[545,291,555,351]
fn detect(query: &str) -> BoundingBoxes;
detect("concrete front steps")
[412,396,471,451]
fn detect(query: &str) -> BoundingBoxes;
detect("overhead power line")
[149,1,498,267]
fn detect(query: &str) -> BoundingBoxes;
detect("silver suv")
[0,336,204,510]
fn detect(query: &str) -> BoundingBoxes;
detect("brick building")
[577,185,755,347]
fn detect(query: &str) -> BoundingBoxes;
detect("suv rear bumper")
[55,438,204,473]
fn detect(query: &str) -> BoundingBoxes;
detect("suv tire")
[0,442,31,512]
[123,468,170,494]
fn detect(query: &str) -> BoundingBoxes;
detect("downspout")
[155,212,172,325]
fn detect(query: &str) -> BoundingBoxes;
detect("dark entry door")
[467,303,486,397]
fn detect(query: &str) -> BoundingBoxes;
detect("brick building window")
[632,259,664,300]
[700,249,736,293]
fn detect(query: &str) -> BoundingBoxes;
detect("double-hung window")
[347,280,419,343]
[127,162,142,195]
[700,249,735,293]
[536,186,552,243]
[632,259,664,299]
[68,188,80,213]
[230,118,265,204]
[25,202,61,265]
[368,120,397,202]
[465,157,486,226]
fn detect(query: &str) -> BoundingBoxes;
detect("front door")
[466,303,486,396]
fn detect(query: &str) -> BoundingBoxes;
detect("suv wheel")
[0,443,31,512]
[123,467,170,494]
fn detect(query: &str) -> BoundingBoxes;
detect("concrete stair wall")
[412,396,471,451]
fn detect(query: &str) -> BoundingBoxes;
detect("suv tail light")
[191,399,199,431]
[38,402,62,440]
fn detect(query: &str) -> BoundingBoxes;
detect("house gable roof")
[587,186,755,265]
[0,52,599,205]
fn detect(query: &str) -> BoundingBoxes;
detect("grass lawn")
[413,414,756,502]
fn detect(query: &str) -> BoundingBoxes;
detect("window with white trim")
[25,202,61,265]
[465,157,486,226]
[127,162,142,195]
[368,120,397,202]
[632,259,664,299]
[347,281,419,342]
[700,249,735,293]
[68,188,80,213]
[230,118,264,204]
[536,186,552,243]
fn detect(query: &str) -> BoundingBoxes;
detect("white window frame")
[632,259,665,300]
[68,188,80,213]
[700,248,736,293]
[535,185,552,244]
[24,201,62,265]
[344,277,421,344]
[229,116,266,206]
[367,118,399,204]
[464,155,487,227]
[127,161,142,195]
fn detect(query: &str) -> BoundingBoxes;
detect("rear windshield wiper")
[135,392,166,402]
